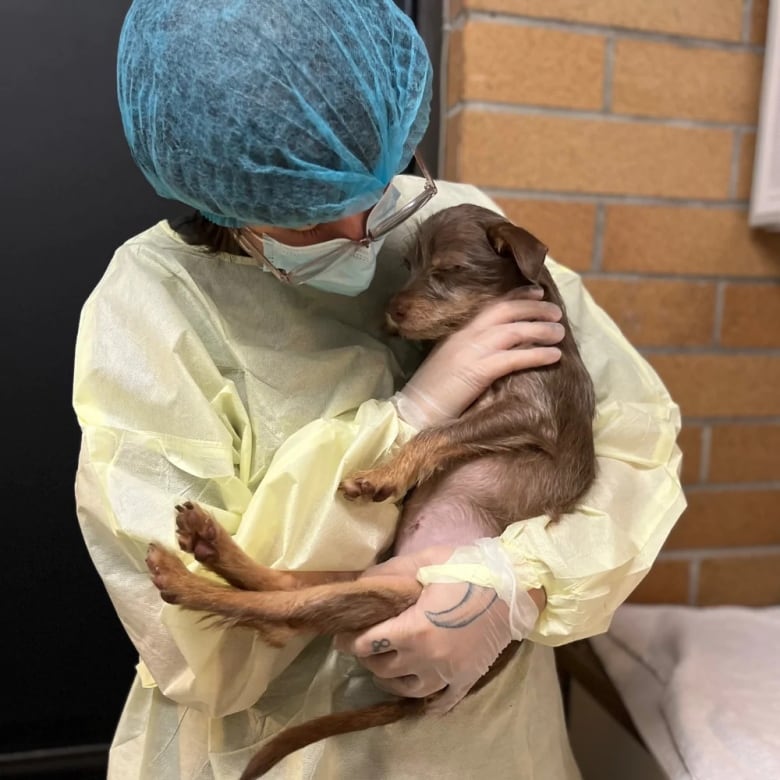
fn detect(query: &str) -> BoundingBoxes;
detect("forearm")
[76,399,418,715]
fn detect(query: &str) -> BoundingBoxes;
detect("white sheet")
[590,605,780,780]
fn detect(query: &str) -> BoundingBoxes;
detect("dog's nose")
[388,298,408,322]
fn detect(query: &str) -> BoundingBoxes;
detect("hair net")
[117,0,433,228]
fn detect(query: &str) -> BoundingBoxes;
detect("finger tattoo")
[371,638,392,654]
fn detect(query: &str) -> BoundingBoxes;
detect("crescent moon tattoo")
[424,583,499,629]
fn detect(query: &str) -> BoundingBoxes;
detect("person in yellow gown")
[73,1,685,777]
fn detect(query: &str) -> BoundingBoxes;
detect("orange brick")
[612,40,762,123]
[736,132,757,200]
[456,0,745,41]
[709,424,780,482]
[584,278,716,347]
[627,559,690,604]
[446,111,732,199]
[751,0,770,44]
[494,198,596,271]
[698,554,780,606]
[444,113,464,184]
[720,284,780,348]
[667,489,780,548]
[448,21,605,109]
[450,0,466,19]
[603,205,780,278]
[447,28,465,108]
[677,425,703,485]
[647,354,780,417]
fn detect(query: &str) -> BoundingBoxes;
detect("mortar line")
[681,415,780,425]
[639,345,780,355]
[688,558,700,605]
[448,6,466,29]
[714,281,728,346]
[446,100,758,131]
[728,129,745,199]
[591,204,605,271]
[482,188,751,209]
[742,0,756,43]
[603,35,615,112]
[699,425,712,483]
[680,480,780,491]
[579,271,780,286]
[660,546,780,560]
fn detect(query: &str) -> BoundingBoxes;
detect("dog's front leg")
[146,542,420,641]
[145,543,299,646]
[339,430,464,502]
[339,400,552,502]
[175,501,359,591]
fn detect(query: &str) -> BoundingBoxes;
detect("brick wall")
[443,0,780,606]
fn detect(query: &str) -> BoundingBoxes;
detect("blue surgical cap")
[117,0,433,228]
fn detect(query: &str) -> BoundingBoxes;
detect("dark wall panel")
[0,0,186,760]
[0,0,438,768]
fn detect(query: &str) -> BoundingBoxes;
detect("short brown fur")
[145,204,597,778]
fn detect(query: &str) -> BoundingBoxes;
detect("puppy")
[145,203,597,778]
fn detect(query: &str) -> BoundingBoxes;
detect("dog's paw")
[145,543,189,604]
[338,472,399,503]
[175,501,220,563]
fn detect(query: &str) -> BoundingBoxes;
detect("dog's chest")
[391,461,502,555]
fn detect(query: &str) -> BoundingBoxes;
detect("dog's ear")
[486,222,549,284]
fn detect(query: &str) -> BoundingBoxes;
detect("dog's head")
[387,203,552,340]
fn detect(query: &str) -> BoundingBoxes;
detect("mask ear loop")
[231,228,293,284]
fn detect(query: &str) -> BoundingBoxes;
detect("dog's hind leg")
[175,501,358,591]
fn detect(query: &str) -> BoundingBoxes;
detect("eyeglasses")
[231,151,437,285]
[363,152,437,243]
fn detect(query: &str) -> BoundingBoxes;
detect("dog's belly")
[392,461,501,556]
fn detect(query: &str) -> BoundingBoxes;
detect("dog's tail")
[239,698,426,779]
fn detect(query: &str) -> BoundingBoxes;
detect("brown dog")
[145,203,597,778]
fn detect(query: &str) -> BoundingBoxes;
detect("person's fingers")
[479,346,563,378]
[465,299,562,331]
[373,673,446,699]
[484,321,565,350]
[357,649,406,678]
[340,613,408,658]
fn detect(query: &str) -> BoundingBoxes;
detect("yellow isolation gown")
[73,177,685,779]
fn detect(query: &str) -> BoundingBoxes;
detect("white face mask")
[259,185,402,296]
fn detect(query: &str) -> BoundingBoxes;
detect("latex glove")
[334,546,539,714]
[392,289,564,430]
[417,537,544,640]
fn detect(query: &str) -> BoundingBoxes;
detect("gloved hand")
[392,289,564,430]
[334,545,540,714]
